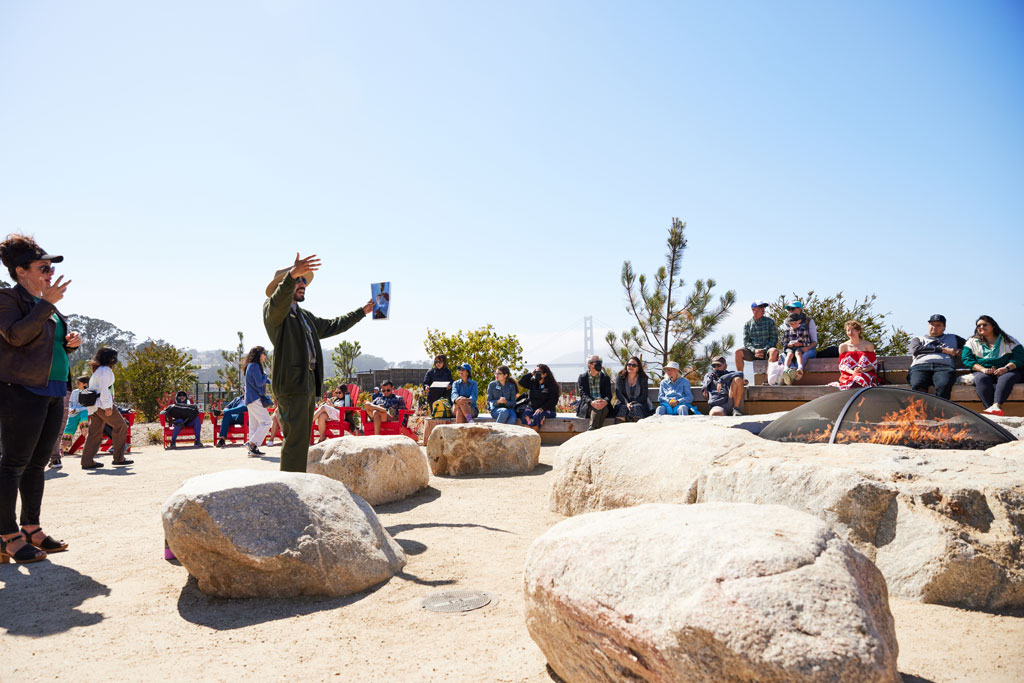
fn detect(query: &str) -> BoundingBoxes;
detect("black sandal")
[1,534,47,564]
[21,527,69,553]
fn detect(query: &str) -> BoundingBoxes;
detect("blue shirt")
[244,363,270,405]
[486,380,517,411]
[658,376,693,405]
[451,378,479,405]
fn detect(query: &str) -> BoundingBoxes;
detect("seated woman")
[57,375,92,465]
[656,361,695,415]
[422,354,453,408]
[486,365,518,424]
[518,364,560,430]
[451,363,479,423]
[312,385,361,441]
[614,356,653,423]
[837,320,879,390]
[963,315,1024,416]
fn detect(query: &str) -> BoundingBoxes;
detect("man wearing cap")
[907,315,964,400]
[656,361,695,415]
[702,356,746,416]
[735,301,779,372]
[263,253,373,472]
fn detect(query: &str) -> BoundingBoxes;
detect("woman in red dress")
[837,320,879,390]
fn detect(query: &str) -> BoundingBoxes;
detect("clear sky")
[2,1,1021,371]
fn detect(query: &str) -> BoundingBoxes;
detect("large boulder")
[549,417,1024,610]
[307,435,429,505]
[524,503,900,683]
[426,423,541,476]
[161,469,406,598]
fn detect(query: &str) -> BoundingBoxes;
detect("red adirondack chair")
[360,387,416,440]
[68,410,136,454]
[312,384,361,443]
[158,412,207,448]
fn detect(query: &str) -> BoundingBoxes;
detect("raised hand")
[41,275,70,304]
[290,253,321,280]
[362,299,374,315]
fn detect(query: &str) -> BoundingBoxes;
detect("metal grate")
[421,590,493,613]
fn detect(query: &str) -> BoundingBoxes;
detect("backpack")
[431,399,452,418]
[166,404,199,422]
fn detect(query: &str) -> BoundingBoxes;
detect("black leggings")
[0,383,65,535]
[973,369,1023,408]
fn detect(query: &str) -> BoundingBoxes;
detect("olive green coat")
[262,273,366,398]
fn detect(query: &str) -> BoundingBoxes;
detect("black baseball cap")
[12,246,63,269]
[928,314,946,324]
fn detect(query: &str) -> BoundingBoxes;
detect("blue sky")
[2,1,1021,370]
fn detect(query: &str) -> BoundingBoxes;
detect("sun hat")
[664,361,681,372]
[265,267,314,297]
[751,300,768,309]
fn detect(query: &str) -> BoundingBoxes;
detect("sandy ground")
[1,433,1022,682]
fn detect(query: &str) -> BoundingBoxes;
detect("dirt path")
[1,442,1021,682]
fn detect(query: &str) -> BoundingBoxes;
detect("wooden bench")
[421,413,590,445]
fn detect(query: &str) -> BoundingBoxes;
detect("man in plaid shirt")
[734,301,779,372]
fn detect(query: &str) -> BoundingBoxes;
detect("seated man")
[576,355,613,430]
[656,361,696,415]
[702,356,746,416]
[215,394,247,447]
[162,391,203,448]
[362,380,406,435]
[734,300,780,372]
[908,314,965,400]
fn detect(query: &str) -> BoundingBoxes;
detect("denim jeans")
[490,407,517,424]
[657,402,690,416]
[973,369,1023,408]
[785,346,816,368]
[0,383,65,535]
[908,362,956,400]
[171,416,203,445]
[520,408,555,427]
[218,405,247,438]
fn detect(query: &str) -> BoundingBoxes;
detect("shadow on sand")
[373,486,441,515]
[432,463,553,480]
[0,561,111,636]
[175,575,385,630]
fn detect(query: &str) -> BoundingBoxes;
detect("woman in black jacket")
[0,234,80,564]
[422,354,453,407]
[517,364,560,430]
[614,356,652,423]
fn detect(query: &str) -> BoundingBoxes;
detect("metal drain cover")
[421,590,493,613]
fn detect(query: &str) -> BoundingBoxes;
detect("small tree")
[769,291,910,355]
[114,341,198,420]
[216,331,245,395]
[424,325,527,380]
[331,340,362,382]
[606,218,736,378]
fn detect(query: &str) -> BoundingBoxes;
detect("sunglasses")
[36,264,55,274]
[626,362,638,367]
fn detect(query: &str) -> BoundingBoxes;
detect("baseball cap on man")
[751,300,768,309]
[711,356,727,366]
[928,314,947,324]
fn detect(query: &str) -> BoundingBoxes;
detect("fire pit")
[758,386,1015,450]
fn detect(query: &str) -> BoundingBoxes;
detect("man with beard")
[263,254,373,472]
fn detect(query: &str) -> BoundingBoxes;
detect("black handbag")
[78,389,99,407]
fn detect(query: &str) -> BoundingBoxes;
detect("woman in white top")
[81,347,131,468]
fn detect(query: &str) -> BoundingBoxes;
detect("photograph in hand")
[371,281,391,320]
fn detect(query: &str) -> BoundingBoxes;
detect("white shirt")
[88,365,115,414]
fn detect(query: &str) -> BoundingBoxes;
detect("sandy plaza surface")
[1,434,1022,682]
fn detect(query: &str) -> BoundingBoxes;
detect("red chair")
[312,384,361,443]
[208,411,248,446]
[360,387,416,441]
[159,412,206,449]
[68,410,136,454]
